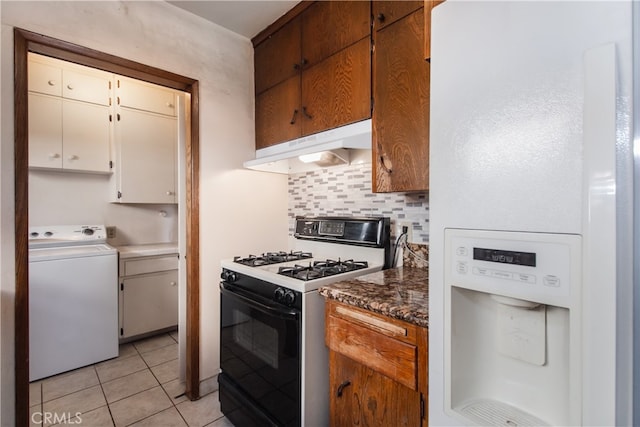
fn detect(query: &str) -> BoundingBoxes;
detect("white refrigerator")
[429,1,637,426]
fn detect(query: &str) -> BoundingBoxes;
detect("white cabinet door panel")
[28,60,62,97]
[62,100,111,173]
[121,270,179,338]
[63,69,111,106]
[28,93,63,168]
[117,109,176,203]
[118,77,176,116]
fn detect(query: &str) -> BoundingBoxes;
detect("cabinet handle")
[377,13,386,22]
[49,153,61,159]
[290,109,298,125]
[68,155,79,161]
[166,191,174,196]
[47,80,56,86]
[380,155,393,174]
[170,281,177,286]
[302,106,313,119]
[166,102,174,108]
[293,59,308,70]
[67,84,74,90]
[337,380,351,397]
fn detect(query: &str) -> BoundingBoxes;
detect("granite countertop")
[116,243,179,259]
[318,266,429,328]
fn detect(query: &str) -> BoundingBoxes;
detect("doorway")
[13,28,201,425]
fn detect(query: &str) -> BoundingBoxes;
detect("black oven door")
[219,281,301,427]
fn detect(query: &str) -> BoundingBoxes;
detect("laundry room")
[27,51,186,390]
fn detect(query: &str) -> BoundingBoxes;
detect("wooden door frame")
[13,28,201,425]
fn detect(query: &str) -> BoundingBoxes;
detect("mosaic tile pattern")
[288,163,430,243]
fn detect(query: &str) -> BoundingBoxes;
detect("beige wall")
[0,1,289,423]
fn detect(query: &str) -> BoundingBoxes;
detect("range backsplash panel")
[288,163,430,243]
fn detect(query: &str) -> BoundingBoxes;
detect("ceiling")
[168,1,300,39]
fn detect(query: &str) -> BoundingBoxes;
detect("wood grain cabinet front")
[253,1,372,149]
[372,5,430,193]
[325,299,428,426]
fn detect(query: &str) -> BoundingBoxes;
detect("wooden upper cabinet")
[253,1,372,149]
[254,16,301,95]
[301,37,371,137]
[255,75,302,149]
[302,1,370,66]
[373,0,423,31]
[373,7,430,193]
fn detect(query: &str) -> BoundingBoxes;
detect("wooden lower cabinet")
[330,351,422,426]
[325,299,428,426]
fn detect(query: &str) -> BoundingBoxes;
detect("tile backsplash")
[288,162,430,243]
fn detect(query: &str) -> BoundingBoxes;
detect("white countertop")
[116,243,179,259]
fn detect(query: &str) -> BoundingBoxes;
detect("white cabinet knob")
[47,80,56,86]
[166,102,174,108]
[67,84,74,90]
[49,153,61,159]
[166,191,174,196]
[170,281,177,287]
[68,154,79,160]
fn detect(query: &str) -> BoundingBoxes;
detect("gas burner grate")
[233,251,313,267]
[278,258,369,281]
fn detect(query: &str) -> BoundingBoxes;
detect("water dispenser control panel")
[446,228,581,308]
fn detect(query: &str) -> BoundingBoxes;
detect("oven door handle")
[220,282,300,320]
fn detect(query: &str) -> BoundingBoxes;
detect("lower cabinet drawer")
[121,254,178,276]
[326,308,418,390]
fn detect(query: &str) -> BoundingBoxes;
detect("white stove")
[218,216,391,427]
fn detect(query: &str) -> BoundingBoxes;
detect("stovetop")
[277,258,368,281]
[234,251,313,267]
[221,216,391,293]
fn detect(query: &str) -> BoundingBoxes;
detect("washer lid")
[29,244,116,261]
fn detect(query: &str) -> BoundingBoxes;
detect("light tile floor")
[29,332,234,427]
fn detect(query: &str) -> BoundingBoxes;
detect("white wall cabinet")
[119,254,179,340]
[28,53,113,173]
[113,78,179,204]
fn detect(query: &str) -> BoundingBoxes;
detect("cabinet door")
[62,100,111,173]
[301,1,370,66]
[373,1,423,31]
[330,351,421,426]
[63,69,111,106]
[373,8,429,193]
[254,16,301,95]
[255,75,301,149]
[301,37,371,137]
[117,77,176,116]
[121,270,178,338]
[116,109,177,203]
[28,93,63,169]
[28,60,62,97]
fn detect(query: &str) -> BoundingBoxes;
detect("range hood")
[244,119,372,174]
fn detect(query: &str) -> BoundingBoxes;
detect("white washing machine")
[29,225,118,381]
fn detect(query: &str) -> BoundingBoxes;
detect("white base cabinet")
[119,254,179,340]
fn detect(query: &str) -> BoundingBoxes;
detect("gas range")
[220,216,391,293]
[218,216,391,427]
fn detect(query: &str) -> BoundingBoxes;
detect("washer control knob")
[82,228,94,236]
[44,231,53,237]
[30,232,39,238]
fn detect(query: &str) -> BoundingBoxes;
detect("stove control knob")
[283,290,296,306]
[221,270,237,283]
[274,287,286,303]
